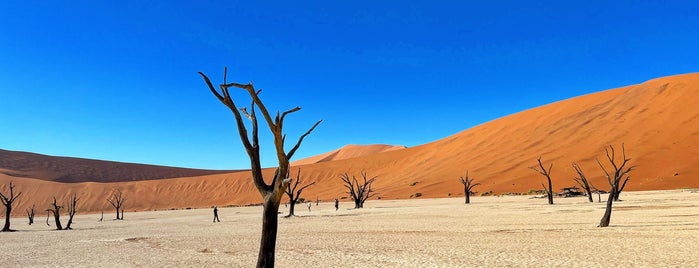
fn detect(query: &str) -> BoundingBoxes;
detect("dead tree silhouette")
[572,162,595,203]
[597,144,635,227]
[530,157,554,205]
[64,193,79,230]
[1,181,22,232]
[199,67,321,268]
[340,171,378,209]
[284,169,316,217]
[26,204,36,225]
[46,197,63,230]
[106,190,126,220]
[459,170,481,204]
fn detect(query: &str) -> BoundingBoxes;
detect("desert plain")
[1,189,697,267]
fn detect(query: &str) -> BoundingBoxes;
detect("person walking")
[307,201,312,212]
[334,198,339,211]
[213,205,220,223]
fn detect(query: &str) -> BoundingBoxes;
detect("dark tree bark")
[47,197,63,230]
[530,157,554,205]
[340,171,378,209]
[572,162,595,203]
[199,68,321,268]
[596,144,635,227]
[284,169,315,217]
[26,204,36,225]
[613,176,630,201]
[64,193,79,230]
[106,190,126,220]
[1,182,22,232]
[459,170,481,204]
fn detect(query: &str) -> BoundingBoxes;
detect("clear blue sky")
[1,1,698,170]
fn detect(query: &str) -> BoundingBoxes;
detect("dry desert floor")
[1,190,698,267]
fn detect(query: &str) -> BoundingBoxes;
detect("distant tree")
[46,197,63,230]
[64,193,80,230]
[459,170,480,204]
[614,176,630,201]
[340,171,378,209]
[530,157,554,205]
[284,169,316,217]
[596,144,635,227]
[26,204,36,225]
[106,190,126,220]
[572,162,595,203]
[1,181,22,232]
[199,67,321,267]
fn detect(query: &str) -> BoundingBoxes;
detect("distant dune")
[2,73,699,215]
[0,149,233,183]
[292,144,406,165]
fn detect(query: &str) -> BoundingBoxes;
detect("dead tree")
[572,162,595,203]
[64,193,79,230]
[46,197,63,230]
[284,169,316,217]
[340,171,378,208]
[614,176,630,201]
[199,67,321,268]
[530,157,554,205]
[1,181,22,232]
[26,204,36,225]
[459,170,481,204]
[596,144,635,227]
[106,190,126,220]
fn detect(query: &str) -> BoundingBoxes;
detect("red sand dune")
[2,73,699,215]
[291,144,406,165]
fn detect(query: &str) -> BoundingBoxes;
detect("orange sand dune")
[2,73,699,215]
[291,144,406,165]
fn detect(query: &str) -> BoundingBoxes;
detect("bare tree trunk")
[47,197,63,230]
[1,181,22,232]
[596,144,635,228]
[572,162,594,203]
[530,157,554,205]
[27,204,35,225]
[2,204,10,231]
[613,176,629,201]
[465,185,471,204]
[200,68,320,268]
[65,193,79,230]
[287,201,296,217]
[257,198,280,267]
[598,189,615,227]
[459,171,480,204]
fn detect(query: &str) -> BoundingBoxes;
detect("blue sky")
[1,1,698,170]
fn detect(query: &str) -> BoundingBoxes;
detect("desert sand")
[2,73,699,215]
[1,190,697,267]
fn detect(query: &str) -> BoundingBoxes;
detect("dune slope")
[2,73,699,214]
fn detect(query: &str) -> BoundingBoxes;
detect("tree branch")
[287,119,323,159]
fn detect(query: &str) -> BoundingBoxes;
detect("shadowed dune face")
[2,73,699,215]
[0,149,234,183]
